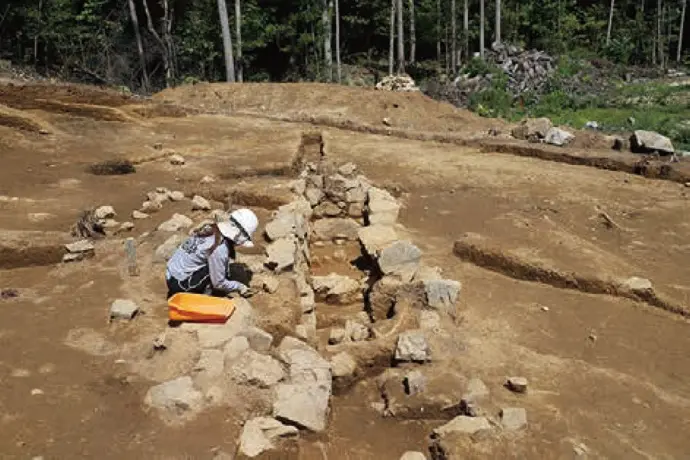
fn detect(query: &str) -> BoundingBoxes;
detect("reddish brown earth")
[1,81,689,459]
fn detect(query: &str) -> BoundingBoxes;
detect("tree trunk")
[397,0,405,73]
[217,0,235,82]
[463,0,469,62]
[451,0,457,72]
[389,0,396,75]
[335,0,341,83]
[127,0,149,91]
[323,0,333,81]
[141,0,172,86]
[495,0,501,45]
[409,0,416,64]
[606,0,615,46]
[657,0,663,66]
[161,0,175,83]
[235,0,243,82]
[480,0,485,59]
[679,0,687,63]
[436,0,441,67]
[34,0,42,67]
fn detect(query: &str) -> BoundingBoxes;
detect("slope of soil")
[154,82,495,135]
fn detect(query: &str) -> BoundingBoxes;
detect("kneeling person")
[166,208,258,299]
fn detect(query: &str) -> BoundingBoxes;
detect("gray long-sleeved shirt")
[166,234,244,293]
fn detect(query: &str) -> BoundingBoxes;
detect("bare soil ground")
[1,81,689,459]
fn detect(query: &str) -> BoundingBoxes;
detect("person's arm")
[208,244,246,293]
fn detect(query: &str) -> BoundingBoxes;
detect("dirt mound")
[154,82,491,134]
[0,103,55,133]
[0,82,143,110]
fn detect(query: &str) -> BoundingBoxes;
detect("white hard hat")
[217,208,258,248]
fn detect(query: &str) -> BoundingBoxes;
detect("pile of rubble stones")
[375,74,420,92]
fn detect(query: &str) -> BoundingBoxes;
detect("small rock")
[544,127,575,147]
[153,142,163,150]
[154,234,185,263]
[433,416,492,436]
[239,416,298,458]
[62,253,86,263]
[94,205,116,220]
[366,187,400,225]
[265,237,297,273]
[312,273,360,305]
[331,352,357,378]
[511,118,553,140]
[132,210,149,220]
[229,350,285,388]
[169,191,185,202]
[313,201,342,218]
[347,203,364,218]
[144,376,203,417]
[424,279,461,311]
[403,370,426,395]
[622,276,653,292]
[345,319,369,342]
[109,299,140,321]
[395,330,431,362]
[65,240,95,254]
[157,214,194,232]
[358,225,398,258]
[305,187,324,206]
[506,376,528,394]
[0,288,19,299]
[338,163,357,177]
[191,195,212,211]
[541,306,550,312]
[11,368,30,378]
[31,388,44,396]
[101,218,120,229]
[500,407,527,430]
[141,200,163,213]
[119,222,135,232]
[200,175,215,184]
[400,452,427,460]
[382,117,392,126]
[170,154,186,165]
[328,327,347,345]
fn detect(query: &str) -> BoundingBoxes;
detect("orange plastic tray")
[167,292,236,323]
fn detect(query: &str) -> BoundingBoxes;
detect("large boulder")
[265,210,308,242]
[378,241,422,282]
[544,127,575,147]
[311,273,361,305]
[630,130,675,154]
[278,337,332,391]
[511,118,553,141]
[433,416,492,436]
[144,377,204,421]
[366,187,401,225]
[273,383,330,432]
[312,218,360,242]
[239,417,299,458]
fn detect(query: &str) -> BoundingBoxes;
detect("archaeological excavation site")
[1,81,690,459]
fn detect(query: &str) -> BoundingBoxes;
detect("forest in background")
[0,0,687,91]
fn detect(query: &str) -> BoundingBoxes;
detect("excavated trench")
[0,230,72,269]
[453,236,689,318]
